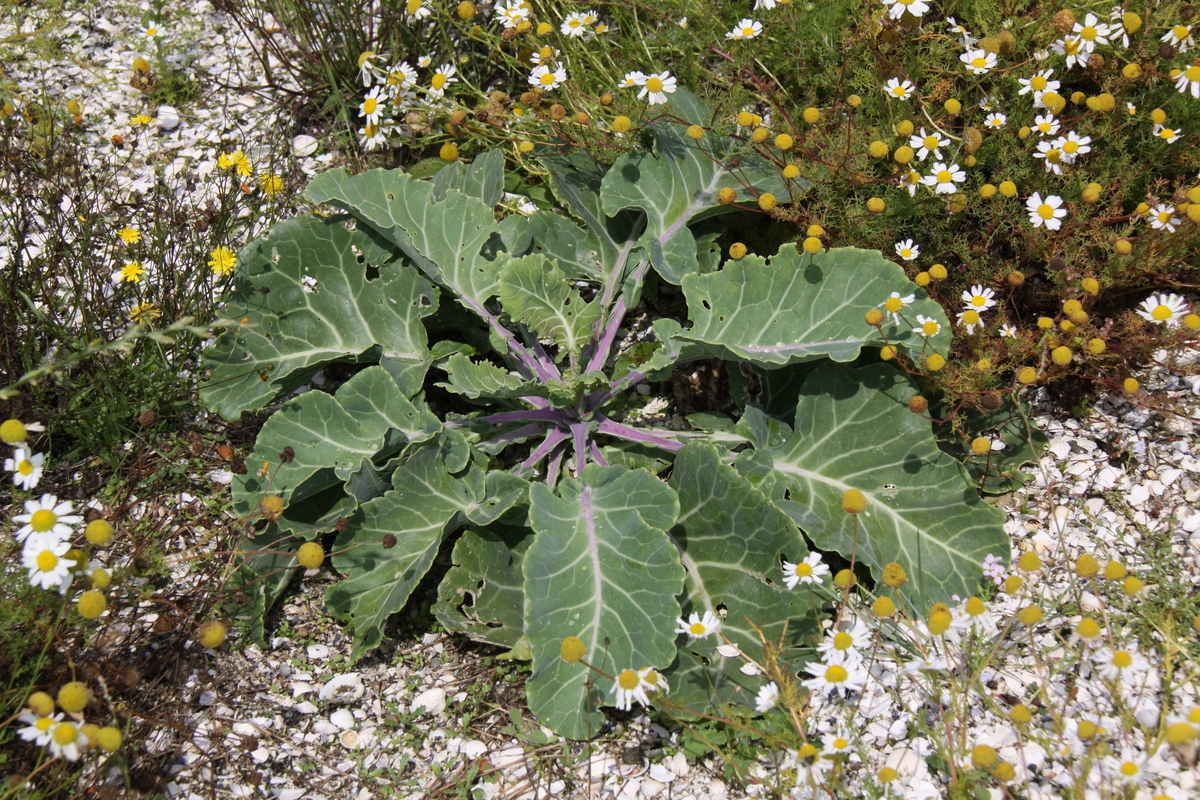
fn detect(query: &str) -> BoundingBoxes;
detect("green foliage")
[201,90,1010,738]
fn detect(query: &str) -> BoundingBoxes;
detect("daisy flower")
[17,711,60,746]
[977,95,999,111]
[618,71,645,90]
[951,596,998,636]
[6,446,45,490]
[676,610,720,639]
[816,618,872,661]
[962,284,997,311]
[1033,140,1065,175]
[1136,293,1188,324]
[638,71,677,105]
[1173,65,1200,98]
[359,87,386,125]
[426,63,457,98]
[895,239,919,260]
[612,668,650,710]
[1056,131,1092,162]
[1102,748,1148,785]
[1148,203,1181,232]
[802,652,868,698]
[984,112,1007,128]
[529,64,567,90]
[960,49,997,74]
[910,127,949,160]
[1017,69,1058,97]
[1026,192,1067,230]
[385,61,418,92]
[782,553,830,588]
[999,324,1018,337]
[1093,646,1150,681]
[879,291,915,324]
[561,11,592,37]
[883,77,915,100]
[881,0,929,21]
[417,56,432,68]
[946,17,977,48]
[529,46,560,67]
[922,162,965,194]
[494,2,530,28]
[129,302,161,323]
[637,667,668,696]
[1073,13,1111,51]
[48,721,88,761]
[914,315,941,337]
[754,0,777,8]
[142,20,163,37]
[22,532,77,591]
[726,19,763,40]
[1154,124,1182,144]
[1052,36,1089,69]
[821,726,854,756]
[755,682,779,712]
[956,309,985,334]
[13,494,80,543]
[405,0,432,23]
[900,169,922,196]
[1032,113,1060,137]
[359,123,387,151]
[357,51,386,86]
[1162,24,1195,53]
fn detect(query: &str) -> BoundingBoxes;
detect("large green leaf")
[498,254,599,360]
[936,393,1048,494]
[599,89,802,284]
[430,149,504,207]
[326,446,479,658]
[199,215,437,420]
[680,246,950,368]
[305,167,504,311]
[524,465,683,739]
[434,523,531,650]
[438,353,546,401]
[743,363,1008,611]
[666,444,819,713]
[232,366,441,515]
[231,523,302,644]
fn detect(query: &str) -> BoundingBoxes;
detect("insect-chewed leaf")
[497,254,600,361]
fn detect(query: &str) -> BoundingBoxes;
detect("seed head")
[881,562,907,587]
[259,495,285,521]
[27,691,55,716]
[908,395,929,413]
[560,636,586,662]
[198,620,228,649]
[297,542,325,570]
[78,590,107,620]
[1076,554,1100,577]
[842,488,867,514]
[58,682,90,713]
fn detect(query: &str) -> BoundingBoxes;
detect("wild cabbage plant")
[200,90,1008,738]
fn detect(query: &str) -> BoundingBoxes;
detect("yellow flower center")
[885,298,902,312]
[642,669,660,687]
[1112,650,1133,668]
[31,509,57,531]
[1038,122,1051,132]
[1031,76,1048,91]
[1037,203,1055,219]
[36,717,54,732]
[146,27,158,35]
[646,77,664,93]
[1157,212,1172,225]
[834,737,849,749]
[1185,66,1200,81]
[971,296,986,307]
[922,321,938,335]
[363,98,377,114]
[432,74,447,90]
[407,0,421,13]
[36,550,58,571]
[825,664,849,682]
[1174,25,1190,39]
[1120,761,1138,776]
[1161,128,1176,139]
[971,57,988,68]
[1046,148,1062,163]
[1063,38,1081,54]
[18,459,33,475]
[833,632,853,650]
[962,310,980,324]
[937,170,952,183]
[743,26,755,36]
[1152,305,1173,320]
[52,723,77,745]
[900,248,912,258]
[1063,141,1079,154]
[540,73,555,85]
[922,135,939,149]
[965,597,985,616]
[796,562,813,576]
[892,86,906,97]
[1080,26,1097,41]
[618,669,640,690]
[689,622,706,635]
[1189,709,1200,724]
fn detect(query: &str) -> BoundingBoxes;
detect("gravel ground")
[5,3,1200,799]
